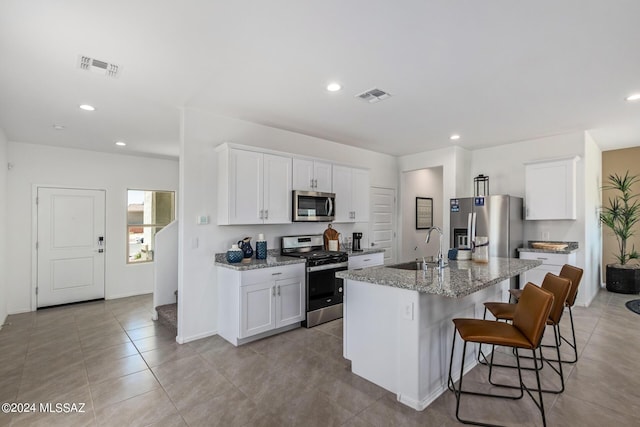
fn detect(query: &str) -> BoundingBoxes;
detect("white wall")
[401,167,443,261]
[469,132,597,306]
[397,146,471,258]
[178,108,398,342]
[583,132,603,303]
[0,128,8,327]
[6,142,178,314]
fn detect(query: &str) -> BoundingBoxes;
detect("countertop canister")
[226,244,244,263]
[256,233,267,260]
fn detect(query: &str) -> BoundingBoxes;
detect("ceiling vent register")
[78,55,121,78]
[355,88,391,103]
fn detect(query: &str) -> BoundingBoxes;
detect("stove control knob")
[338,287,343,293]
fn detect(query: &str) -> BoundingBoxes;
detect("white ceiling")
[1,1,640,159]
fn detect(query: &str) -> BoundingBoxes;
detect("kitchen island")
[336,257,541,411]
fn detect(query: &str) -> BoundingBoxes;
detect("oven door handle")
[307,261,348,272]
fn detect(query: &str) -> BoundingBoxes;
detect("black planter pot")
[606,264,640,294]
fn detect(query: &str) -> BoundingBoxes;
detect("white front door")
[369,187,396,264]
[37,187,106,307]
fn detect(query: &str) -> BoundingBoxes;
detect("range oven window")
[308,266,347,299]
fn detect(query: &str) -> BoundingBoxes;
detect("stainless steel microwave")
[292,190,335,222]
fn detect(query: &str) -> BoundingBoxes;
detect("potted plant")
[600,171,640,293]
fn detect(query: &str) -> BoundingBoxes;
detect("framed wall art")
[416,197,433,229]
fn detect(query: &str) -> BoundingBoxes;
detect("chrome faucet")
[426,226,447,271]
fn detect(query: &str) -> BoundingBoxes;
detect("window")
[127,189,175,263]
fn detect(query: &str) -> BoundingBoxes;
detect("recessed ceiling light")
[79,104,95,111]
[626,93,640,102]
[450,134,461,141]
[52,124,65,130]
[115,141,126,146]
[327,83,342,92]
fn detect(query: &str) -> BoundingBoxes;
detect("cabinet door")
[292,159,315,191]
[263,154,292,223]
[352,169,370,222]
[525,158,576,220]
[240,281,276,338]
[332,165,353,222]
[229,150,264,224]
[275,276,305,327]
[314,161,333,193]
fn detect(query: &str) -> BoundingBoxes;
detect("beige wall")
[601,147,640,266]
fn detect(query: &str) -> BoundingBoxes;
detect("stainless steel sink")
[388,260,437,271]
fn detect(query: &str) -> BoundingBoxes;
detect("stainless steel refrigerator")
[450,195,524,260]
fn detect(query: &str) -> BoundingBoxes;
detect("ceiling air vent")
[355,88,391,103]
[78,55,121,78]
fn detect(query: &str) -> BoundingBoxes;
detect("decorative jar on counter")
[226,244,244,263]
[256,233,267,260]
[472,237,489,263]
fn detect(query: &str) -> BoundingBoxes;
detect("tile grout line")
[118,308,188,427]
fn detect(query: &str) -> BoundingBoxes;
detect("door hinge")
[35,197,39,205]
[35,241,39,250]
[35,287,38,295]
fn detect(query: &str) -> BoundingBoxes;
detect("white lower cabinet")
[218,263,305,346]
[519,251,577,286]
[348,252,384,269]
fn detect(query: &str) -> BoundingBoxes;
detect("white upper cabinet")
[525,157,577,220]
[263,154,292,224]
[332,165,370,223]
[293,159,332,193]
[352,168,370,222]
[218,145,292,225]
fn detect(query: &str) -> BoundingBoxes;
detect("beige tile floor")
[0,289,639,426]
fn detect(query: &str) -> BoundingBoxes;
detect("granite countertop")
[215,247,385,271]
[343,247,385,256]
[517,241,579,254]
[214,249,305,270]
[336,257,542,298]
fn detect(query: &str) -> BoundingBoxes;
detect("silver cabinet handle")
[272,286,275,296]
[277,285,281,296]
[364,259,371,262]
[536,257,548,260]
[272,272,282,276]
[259,210,263,219]
[265,209,268,220]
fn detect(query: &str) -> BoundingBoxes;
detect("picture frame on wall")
[416,197,433,229]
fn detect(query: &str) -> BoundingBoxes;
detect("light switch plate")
[197,215,209,225]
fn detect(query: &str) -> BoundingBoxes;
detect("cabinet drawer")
[348,252,384,270]
[519,251,576,266]
[240,263,305,286]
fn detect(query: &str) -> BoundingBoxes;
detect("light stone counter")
[337,257,542,298]
[214,249,305,270]
[343,247,386,256]
[517,240,579,254]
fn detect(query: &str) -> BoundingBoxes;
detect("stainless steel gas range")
[281,235,347,328]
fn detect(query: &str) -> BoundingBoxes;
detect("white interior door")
[369,187,396,264]
[37,187,106,307]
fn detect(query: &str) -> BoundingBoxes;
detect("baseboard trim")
[179,329,218,344]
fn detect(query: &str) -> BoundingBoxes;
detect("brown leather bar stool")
[480,273,571,394]
[509,264,583,363]
[448,284,554,427]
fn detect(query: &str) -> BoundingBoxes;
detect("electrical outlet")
[402,302,414,320]
[542,231,550,241]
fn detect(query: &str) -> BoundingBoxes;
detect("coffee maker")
[352,232,363,252]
